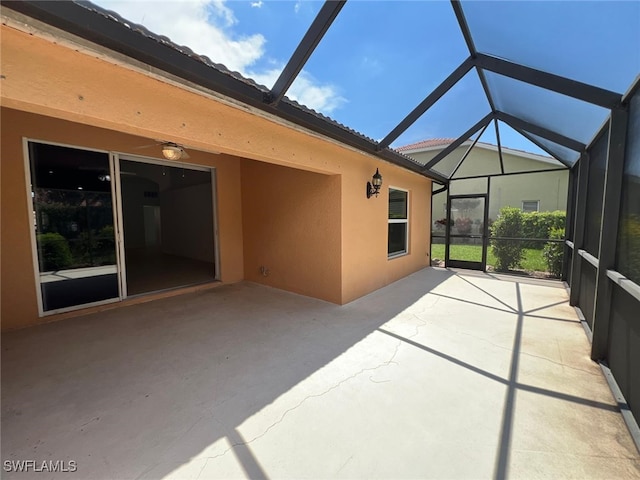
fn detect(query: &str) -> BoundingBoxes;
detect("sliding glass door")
[118,158,216,296]
[27,142,120,313]
[27,142,219,314]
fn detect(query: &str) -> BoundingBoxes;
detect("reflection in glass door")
[445,194,489,270]
[118,158,216,296]
[28,142,120,313]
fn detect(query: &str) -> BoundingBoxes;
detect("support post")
[569,152,590,307]
[483,177,491,271]
[562,166,578,281]
[495,112,585,153]
[494,119,505,174]
[445,190,452,267]
[474,53,621,109]
[591,107,628,360]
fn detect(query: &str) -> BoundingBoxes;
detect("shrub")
[37,232,73,271]
[543,227,565,278]
[521,210,566,249]
[491,207,523,271]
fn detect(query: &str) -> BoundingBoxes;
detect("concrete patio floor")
[2,268,639,479]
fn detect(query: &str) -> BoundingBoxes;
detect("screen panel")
[295,0,469,143]
[393,71,491,151]
[566,166,579,241]
[583,129,610,257]
[461,0,640,93]
[523,132,581,166]
[488,170,569,224]
[616,89,640,284]
[607,285,640,420]
[578,258,597,331]
[450,126,503,179]
[432,189,448,240]
[449,178,488,196]
[485,71,610,145]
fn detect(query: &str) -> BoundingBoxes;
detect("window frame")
[388,186,410,259]
[522,200,540,213]
[23,138,120,317]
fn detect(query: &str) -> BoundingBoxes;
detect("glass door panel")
[28,142,119,312]
[119,159,216,295]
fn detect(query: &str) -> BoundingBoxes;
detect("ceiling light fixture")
[162,143,184,161]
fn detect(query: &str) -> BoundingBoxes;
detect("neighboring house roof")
[2,1,442,181]
[396,138,563,166]
[395,139,456,152]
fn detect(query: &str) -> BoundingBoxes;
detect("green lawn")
[430,244,548,272]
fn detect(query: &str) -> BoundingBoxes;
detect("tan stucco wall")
[1,22,433,329]
[0,24,341,176]
[488,170,568,219]
[416,147,569,221]
[242,147,433,305]
[341,163,432,303]
[241,160,342,303]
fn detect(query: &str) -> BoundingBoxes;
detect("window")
[522,200,540,213]
[388,188,409,257]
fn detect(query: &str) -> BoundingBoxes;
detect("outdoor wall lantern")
[162,143,184,161]
[367,168,383,198]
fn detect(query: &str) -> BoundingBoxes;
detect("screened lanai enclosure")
[4,0,640,447]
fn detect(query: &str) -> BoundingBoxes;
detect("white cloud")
[95,0,344,114]
[97,0,263,72]
[289,72,347,114]
[246,68,280,90]
[249,68,346,115]
[209,0,236,26]
[250,1,263,8]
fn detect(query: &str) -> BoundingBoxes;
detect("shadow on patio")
[2,268,639,479]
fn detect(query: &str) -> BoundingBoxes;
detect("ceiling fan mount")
[134,140,190,160]
[160,143,187,161]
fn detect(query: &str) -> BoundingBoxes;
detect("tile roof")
[21,0,429,177]
[76,2,397,153]
[396,138,553,160]
[395,138,456,151]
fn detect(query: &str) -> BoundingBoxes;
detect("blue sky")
[95,1,639,157]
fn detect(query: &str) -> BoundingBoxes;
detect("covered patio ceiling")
[4,1,640,184]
